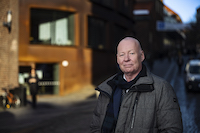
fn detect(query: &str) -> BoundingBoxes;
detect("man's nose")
[124,54,130,61]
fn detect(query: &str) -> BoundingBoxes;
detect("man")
[28,68,39,108]
[90,37,183,133]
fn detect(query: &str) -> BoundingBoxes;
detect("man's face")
[117,39,144,75]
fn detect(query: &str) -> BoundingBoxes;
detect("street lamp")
[62,60,69,67]
[3,10,12,33]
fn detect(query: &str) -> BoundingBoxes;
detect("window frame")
[29,8,75,46]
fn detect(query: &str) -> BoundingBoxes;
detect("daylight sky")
[163,0,200,23]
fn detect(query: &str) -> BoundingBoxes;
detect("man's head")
[117,37,145,77]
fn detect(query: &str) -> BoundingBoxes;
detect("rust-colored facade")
[16,0,135,95]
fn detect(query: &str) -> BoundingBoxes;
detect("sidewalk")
[145,57,177,82]
[37,86,96,106]
[0,87,97,133]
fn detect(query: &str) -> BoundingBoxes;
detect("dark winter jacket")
[90,68,183,133]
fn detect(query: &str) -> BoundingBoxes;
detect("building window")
[90,0,100,3]
[90,0,114,8]
[155,0,163,16]
[88,17,106,49]
[117,0,129,13]
[102,0,114,8]
[113,24,126,49]
[30,8,75,46]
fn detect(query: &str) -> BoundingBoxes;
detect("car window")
[189,65,200,74]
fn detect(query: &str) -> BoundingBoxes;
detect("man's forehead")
[118,40,139,50]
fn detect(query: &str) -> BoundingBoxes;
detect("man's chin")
[122,69,137,74]
[123,70,134,74]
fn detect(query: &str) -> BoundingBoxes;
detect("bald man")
[90,37,183,133]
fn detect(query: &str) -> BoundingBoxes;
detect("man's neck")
[124,73,138,82]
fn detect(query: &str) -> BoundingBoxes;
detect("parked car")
[185,59,200,92]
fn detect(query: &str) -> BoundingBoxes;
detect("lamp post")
[3,10,12,33]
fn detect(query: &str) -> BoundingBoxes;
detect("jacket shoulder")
[151,73,171,88]
[95,74,117,96]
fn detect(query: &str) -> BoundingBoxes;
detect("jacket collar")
[96,65,154,96]
[123,69,154,92]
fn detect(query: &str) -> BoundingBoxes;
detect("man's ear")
[141,51,145,62]
[117,54,120,65]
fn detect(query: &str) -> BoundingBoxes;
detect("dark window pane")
[88,17,106,49]
[30,8,75,46]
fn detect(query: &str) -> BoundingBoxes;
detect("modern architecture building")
[0,0,135,96]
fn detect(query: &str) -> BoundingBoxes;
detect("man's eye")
[130,52,134,55]
[119,54,124,57]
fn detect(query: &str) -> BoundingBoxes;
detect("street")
[173,63,200,132]
[152,56,200,133]
[0,55,200,133]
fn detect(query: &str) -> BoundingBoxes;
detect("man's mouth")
[124,64,133,67]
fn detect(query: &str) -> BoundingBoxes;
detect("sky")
[163,0,200,23]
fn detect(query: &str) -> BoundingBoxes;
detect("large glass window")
[117,0,129,13]
[90,0,114,8]
[113,24,126,49]
[19,63,59,95]
[88,17,106,49]
[155,0,163,16]
[30,8,75,46]
[102,0,114,8]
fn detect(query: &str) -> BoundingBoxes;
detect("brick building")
[0,0,19,91]
[0,0,135,96]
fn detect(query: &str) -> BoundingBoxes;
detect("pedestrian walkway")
[145,57,177,81]
[37,86,96,106]
[0,87,97,133]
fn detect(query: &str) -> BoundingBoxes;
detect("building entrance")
[19,63,59,95]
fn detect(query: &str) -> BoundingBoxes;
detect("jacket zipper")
[131,92,140,129]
